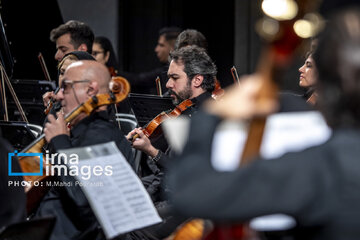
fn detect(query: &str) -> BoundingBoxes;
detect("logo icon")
[8,150,43,176]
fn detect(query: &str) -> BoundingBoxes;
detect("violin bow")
[230,66,240,85]
[0,61,28,122]
[155,76,162,96]
[38,52,52,81]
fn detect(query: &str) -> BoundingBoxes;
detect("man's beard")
[169,85,193,105]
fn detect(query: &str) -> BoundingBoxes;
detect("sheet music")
[162,115,191,154]
[211,111,332,171]
[59,142,161,239]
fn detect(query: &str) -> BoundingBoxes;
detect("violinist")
[92,36,132,113]
[128,45,216,169]
[299,50,318,105]
[34,60,133,240]
[174,29,208,50]
[50,20,94,62]
[169,7,360,239]
[174,29,224,99]
[92,36,120,76]
[122,45,217,240]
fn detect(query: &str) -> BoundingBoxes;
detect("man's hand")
[205,74,278,120]
[42,91,55,107]
[44,112,69,143]
[126,127,159,158]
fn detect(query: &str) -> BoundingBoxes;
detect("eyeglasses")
[91,51,104,57]
[60,79,90,93]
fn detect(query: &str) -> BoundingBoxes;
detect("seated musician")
[92,36,132,113]
[128,45,216,173]
[298,50,318,105]
[50,20,94,62]
[123,45,216,239]
[168,8,360,239]
[34,60,133,240]
[92,36,120,76]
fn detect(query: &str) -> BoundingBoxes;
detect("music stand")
[128,93,174,127]
[0,121,36,151]
[0,217,56,240]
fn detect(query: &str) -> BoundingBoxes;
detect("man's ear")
[87,81,99,96]
[77,43,88,52]
[192,74,204,88]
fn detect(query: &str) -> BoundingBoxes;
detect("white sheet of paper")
[162,116,191,154]
[210,120,248,171]
[211,111,332,171]
[60,142,162,239]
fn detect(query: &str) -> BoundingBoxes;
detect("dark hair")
[314,7,360,128]
[50,20,94,54]
[159,27,181,43]
[174,29,208,51]
[169,45,217,92]
[94,36,119,69]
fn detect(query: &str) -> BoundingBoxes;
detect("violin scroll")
[110,76,130,98]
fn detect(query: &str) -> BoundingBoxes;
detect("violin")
[132,99,194,142]
[155,76,163,96]
[19,76,130,214]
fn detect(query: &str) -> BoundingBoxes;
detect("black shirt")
[35,110,133,240]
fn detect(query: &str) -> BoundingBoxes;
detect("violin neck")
[64,103,86,123]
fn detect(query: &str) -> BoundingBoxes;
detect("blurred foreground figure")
[169,7,360,240]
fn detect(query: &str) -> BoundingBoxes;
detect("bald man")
[36,60,133,240]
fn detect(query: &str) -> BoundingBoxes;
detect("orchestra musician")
[174,29,208,51]
[127,45,216,172]
[122,45,217,239]
[50,20,94,62]
[34,60,133,240]
[169,7,360,239]
[92,36,132,113]
[120,27,181,95]
[92,36,120,76]
[299,50,318,105]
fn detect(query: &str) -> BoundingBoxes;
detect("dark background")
[0,0,306,90]
[1,0,352,124]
